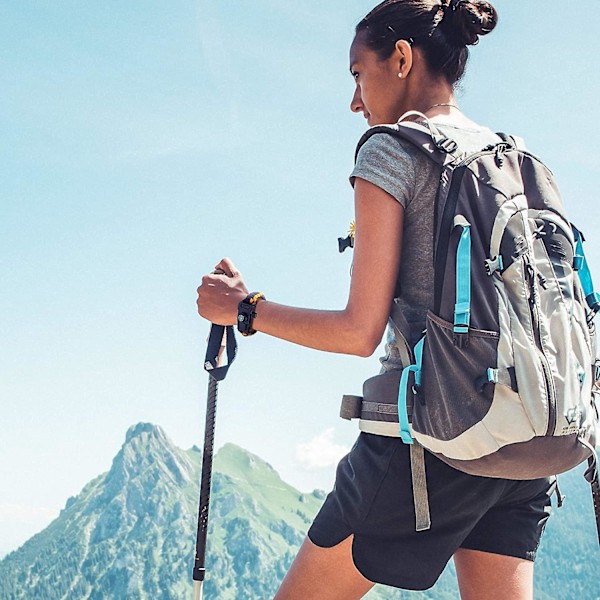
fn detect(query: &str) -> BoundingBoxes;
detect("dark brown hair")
[356,0,498,85]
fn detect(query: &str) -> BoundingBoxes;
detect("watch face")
[237,303,255,335]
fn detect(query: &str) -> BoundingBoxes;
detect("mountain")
[0,423,598,599]
[0,424,322,599]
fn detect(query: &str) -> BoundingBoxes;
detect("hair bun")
[441,0,498,46]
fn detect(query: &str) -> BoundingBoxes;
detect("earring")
[398,73,403,79]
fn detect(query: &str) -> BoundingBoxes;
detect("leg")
[274,535,375,600]
[454,548,533,600]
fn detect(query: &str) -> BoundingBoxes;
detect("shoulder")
[355,129,423,164]
[351,129,436,208]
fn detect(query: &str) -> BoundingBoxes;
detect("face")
[349,35,407,126]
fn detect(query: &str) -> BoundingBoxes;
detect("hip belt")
[340,369,411,438]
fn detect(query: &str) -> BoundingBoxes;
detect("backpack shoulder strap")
[355,112,461,165]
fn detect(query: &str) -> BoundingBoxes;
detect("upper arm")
[347,177,404,356]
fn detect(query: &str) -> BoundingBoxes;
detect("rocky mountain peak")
[107,422,194,488]
[87,422,196,542]
[125,421,165,444]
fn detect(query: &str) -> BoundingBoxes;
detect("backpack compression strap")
[572,225,600,316]
[453,215,472,344]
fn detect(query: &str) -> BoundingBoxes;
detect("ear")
[394,39,413,78]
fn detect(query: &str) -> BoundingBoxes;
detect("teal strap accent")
[486,368,498,384]
[454,223,472,333]
[586,292,600,311]
[398,369,415,444]
[414,338,424,389]
[397,338,425,445]
[475,367,519,393]
[572,226,600,313]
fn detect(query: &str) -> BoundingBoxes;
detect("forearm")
[252,300,375,357]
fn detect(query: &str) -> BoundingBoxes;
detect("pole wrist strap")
[204,324,237,381]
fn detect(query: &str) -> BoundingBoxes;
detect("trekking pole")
[193,323,237,600]
[587,455,600,546]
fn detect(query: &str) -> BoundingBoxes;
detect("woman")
[197,1,554,598]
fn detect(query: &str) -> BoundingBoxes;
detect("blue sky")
[1,0,599,557]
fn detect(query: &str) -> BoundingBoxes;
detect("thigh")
[454,548,533,600]
[274,536,375,600]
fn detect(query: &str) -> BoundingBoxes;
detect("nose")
[350,85,363,114]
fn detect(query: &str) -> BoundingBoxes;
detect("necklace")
[426,102,461,112]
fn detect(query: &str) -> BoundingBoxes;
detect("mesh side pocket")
[412,311,500,442]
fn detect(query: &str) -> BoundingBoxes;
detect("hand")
[197,257,249,325]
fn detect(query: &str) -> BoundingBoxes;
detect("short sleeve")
[349,133,417,209]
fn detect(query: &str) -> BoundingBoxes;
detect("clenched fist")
[196,258,249,325]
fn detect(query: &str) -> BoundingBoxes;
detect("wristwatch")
[237,292,266,336]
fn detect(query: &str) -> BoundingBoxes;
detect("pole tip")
[194,580,204,600]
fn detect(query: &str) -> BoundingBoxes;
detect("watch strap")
[237,292,266,336]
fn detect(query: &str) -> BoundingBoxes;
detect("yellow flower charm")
[338,220,356,253]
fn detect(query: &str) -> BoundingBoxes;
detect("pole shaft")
[592,476,600,545]
[193,375,218,581]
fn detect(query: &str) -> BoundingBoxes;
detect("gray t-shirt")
[350,122,500,372]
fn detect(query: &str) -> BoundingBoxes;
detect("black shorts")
[308,433,554,591]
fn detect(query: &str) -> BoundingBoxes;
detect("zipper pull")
[495,145,506,168]
[523,255,538,304]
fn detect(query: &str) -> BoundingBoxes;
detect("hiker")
[196,1,592,598]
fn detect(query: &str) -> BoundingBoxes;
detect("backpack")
[340,112,600,535]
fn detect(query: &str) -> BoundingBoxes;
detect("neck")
[412,94,457,117]
[423,102,460,118]
[399,72,456,119]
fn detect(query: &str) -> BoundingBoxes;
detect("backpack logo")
[565,407,582,426]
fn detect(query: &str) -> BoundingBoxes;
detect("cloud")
[295,428,349,470]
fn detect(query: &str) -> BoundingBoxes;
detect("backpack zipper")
[523,253,558,435]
